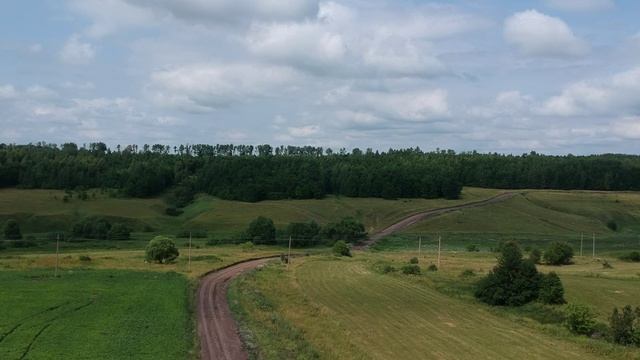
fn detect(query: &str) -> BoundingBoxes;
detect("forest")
[1,142,639,203]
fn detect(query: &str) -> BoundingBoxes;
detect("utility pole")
[592,232,596,258]
[580,233,583,256]
[437,235,442,269]
[418,236,422,258]
[188,232,192,272]
[287,236,292,269]
[55,233,60,278]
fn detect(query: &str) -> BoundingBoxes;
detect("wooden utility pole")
[592,233,596,258]
[188,232,192,272]
[437,235,442,269]
[287,236,292,269]
[580,233,583,256]
[418,236,422,258]
[55,233,60,278]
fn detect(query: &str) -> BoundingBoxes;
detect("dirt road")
[357,191,517,248]
[197,257,275,360]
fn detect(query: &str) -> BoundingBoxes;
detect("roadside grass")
[231,252,640,359]
[0,269,193,360]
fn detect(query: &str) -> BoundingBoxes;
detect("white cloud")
[504,10,589,57]
[59,35,96,65]
[288,125,320,137]
[543,0,614,12]
[611,118,640,139]
[28,44,43,53]
[0,85,18,100]
[469,91,534,118]
[148,63,301,111]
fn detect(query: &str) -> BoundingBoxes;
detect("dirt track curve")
[197,257,275,360]
[357,191,517,249]
[197,192,516,359]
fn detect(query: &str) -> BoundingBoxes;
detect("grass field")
[0,270,193,360]
[230,252,640,359]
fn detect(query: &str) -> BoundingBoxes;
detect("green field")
[230,253,640,359]
[0,270,193,360]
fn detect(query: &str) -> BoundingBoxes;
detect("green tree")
[529,248,541,264]
[564,304,596,336]
[332,240,351,257]
[322,217,367,243]
[108,223,131,240]
[3,219,22,240]
[145,236,179,264]
[246,216,276,245]
[286,221,321,247]
[609,306,639,346]
[543,242,574,265]
[538,272,565,304]
[475,241,541,306]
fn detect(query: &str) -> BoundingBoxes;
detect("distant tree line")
[2,142,640,202]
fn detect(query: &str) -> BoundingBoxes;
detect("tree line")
[1,142,640,203]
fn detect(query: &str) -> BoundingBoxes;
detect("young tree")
[609,305,640,346]
[538,272,565,304]
[246,216,276,245]
[332,240,351,257]
[543,242,574,265]
[564,304,596,336]
[3,219,22,240]
[145,236,179,264]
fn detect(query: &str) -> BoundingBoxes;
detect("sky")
[1,0,640,154]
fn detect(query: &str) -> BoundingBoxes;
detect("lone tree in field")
[4,219,22,240]
[145,236,179,264]
[538,272,565,304]
[543,242,573,265]
[246,216,276,245]
[475,241,540,306]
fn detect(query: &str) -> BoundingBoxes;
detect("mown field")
[230,252,640,359]
[0,270,193,360]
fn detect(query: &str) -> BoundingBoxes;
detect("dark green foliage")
[609,306,640,346]
[165,206,183,216]
[606,219,618,231]
[543,242,574,265]
[427,264,438,272]
[246,216,276,245]
[382,265,396,273]
[145,236,179,263]
[322,217,367,243]
[401,264,421,275]
[11,239,37,248]
[286,221,321,247]
[564,304,597,336]
[475,241,541,306]
[108,223,131,240]
[166,179,197,208]
[332,240,351,257]
[460,269,476,277]
[529,248,541,264]
[3,219,22,240]
[619,251,640,262]
[72,217,112,239]
[79,255,92,261]
[466,244,480,252]
[538,272,565,305]
[409,257,419,264]
[175,229,207,238]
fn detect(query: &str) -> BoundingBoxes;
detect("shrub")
[409,257,419,264]
[322,217,367,243]
[543,242,573,265]
[529,248,541,264]
[602,260,613,269]
[475,241,541,306]
[609,306,640,346]
[79,255,92,261]
[286,221,321,247]
[538,272,565,305]
[240,241,255,252]
[619,251,640,262]
[606,219,618,231]
[72,217,112,240]
[3,219,22,240]
[460,269,476,277]
[401,264,421,275]
[108,223,131,240]
[564,304,596,336]
[466,244,480,252]
[246,216,276,245]
[145,236,179,264]
[332,240,351,257]
[382,265,396,274]
[427,264,438,272]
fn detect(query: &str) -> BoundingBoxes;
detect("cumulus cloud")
[469,91,534,118]
[504,10,589,57]
[59,35,96,64]
[543,0,614,12]
[611,118,640,139]
[288,125,320,137]
[148,63,301,112]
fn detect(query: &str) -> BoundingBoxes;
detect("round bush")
[246,216,276,245]
[409,257,419,264]
[145,236,179,264]
[564,303,596,336]
[543,242,573,265]
[332,240,351,257]
[401,264,421,275]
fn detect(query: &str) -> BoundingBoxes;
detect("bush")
[145,236,179,264]
[72,217,111,240]
[240,241,255,252]
[460,269,476,277]
[246,216,276,245]
[409,257,419,264]
[529,248,541,264]
[286,221,321,247]
[543,242,573,265]
[427,264,438,272]
[475,241,541,306]
[3,219,22,240]
[538,272,565,305]
[382,265,396,274]
[606,219,618,231]
[609,306,640,346]
[322,217,367,243]
[108,223,131,240]
[619,251,640,262]
[332,240,351,257]
[466,244,480,252]
[79,255,92,261]
[401,264,421,275]
[564,304,597,336]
